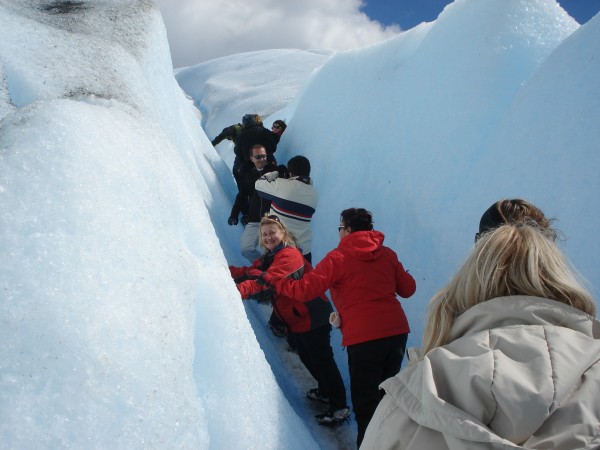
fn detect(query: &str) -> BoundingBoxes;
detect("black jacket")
[230,161,277,221]
[234,124,278,162]
[211,124,242,147]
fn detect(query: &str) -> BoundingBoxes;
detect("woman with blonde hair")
[361,223,600,450]
[229,215,348,424]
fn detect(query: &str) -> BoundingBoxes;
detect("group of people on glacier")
[212,116,600,450]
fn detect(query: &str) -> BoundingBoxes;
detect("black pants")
[347,333,408,448]
[292,325,347,411]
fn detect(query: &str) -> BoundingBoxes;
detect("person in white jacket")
[255,155,317,263]
[361,222,600,450]
[255,155,319,340]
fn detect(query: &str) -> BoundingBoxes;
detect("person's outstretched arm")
[395,260,416,298]
[262,252,339,302]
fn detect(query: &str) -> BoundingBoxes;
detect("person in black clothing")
[235,114,278,183]
[270,119,287,141]
[212,114,278,190]
[228,144,277,263]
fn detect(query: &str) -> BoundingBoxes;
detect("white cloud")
[154,0,400,68]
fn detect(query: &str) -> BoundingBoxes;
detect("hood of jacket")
[337,230,385,261]
[376,296,600,449]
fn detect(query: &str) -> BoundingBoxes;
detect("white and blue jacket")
[255,173,317,256]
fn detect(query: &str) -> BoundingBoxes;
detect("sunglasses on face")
[253,154,267,160]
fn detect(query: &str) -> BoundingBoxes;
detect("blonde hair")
[422,223,596,354]
[259,215,297,250]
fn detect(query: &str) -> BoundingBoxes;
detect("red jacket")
[272,231,416,346]
[230,246,331,333]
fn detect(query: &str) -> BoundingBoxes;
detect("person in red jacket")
[229,215,349,426]
[252,208,416,447]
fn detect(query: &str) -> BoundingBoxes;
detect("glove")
[329,312,341,328]
[228,215,238,226]
[241,215,250,226]
[247,269,274,286]
[262,171,279,182]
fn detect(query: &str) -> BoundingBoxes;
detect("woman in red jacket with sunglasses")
[253,208,416,447]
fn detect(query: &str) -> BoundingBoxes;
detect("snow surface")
[1,0,598,448]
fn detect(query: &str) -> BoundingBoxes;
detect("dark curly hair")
[287,156,310,176]
[340,208,373,232]
[273,120,287,131]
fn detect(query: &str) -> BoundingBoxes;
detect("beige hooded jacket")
[361,296,600,450]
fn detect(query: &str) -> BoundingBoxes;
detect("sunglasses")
[272,125,282,129]
[253,154,267,160]
[338,225,346,232]
[267,215,281,223]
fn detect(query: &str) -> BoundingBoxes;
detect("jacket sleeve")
[237,278,268,299]
[267,247,305,279]
[255,177,280,200]
[264,129,278,154]
[211,124,238,146]
[395,260,416,298]
[270,130,281,144]
[272,252,338,302]
[230,169,258,218]
[235,259,265,299]
[230,192,245,219]
[237,248,303,299]
[229,266,252,278]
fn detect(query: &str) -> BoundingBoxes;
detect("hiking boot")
[315,407,351,427]
[306,388,330,404]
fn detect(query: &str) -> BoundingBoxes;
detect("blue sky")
[363,0,600,28]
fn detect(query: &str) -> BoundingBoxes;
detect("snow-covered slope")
[0,1,315,448]
[186,0,597,342]
[1,0,598,448]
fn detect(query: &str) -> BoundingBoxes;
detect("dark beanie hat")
[478,202,506,234]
